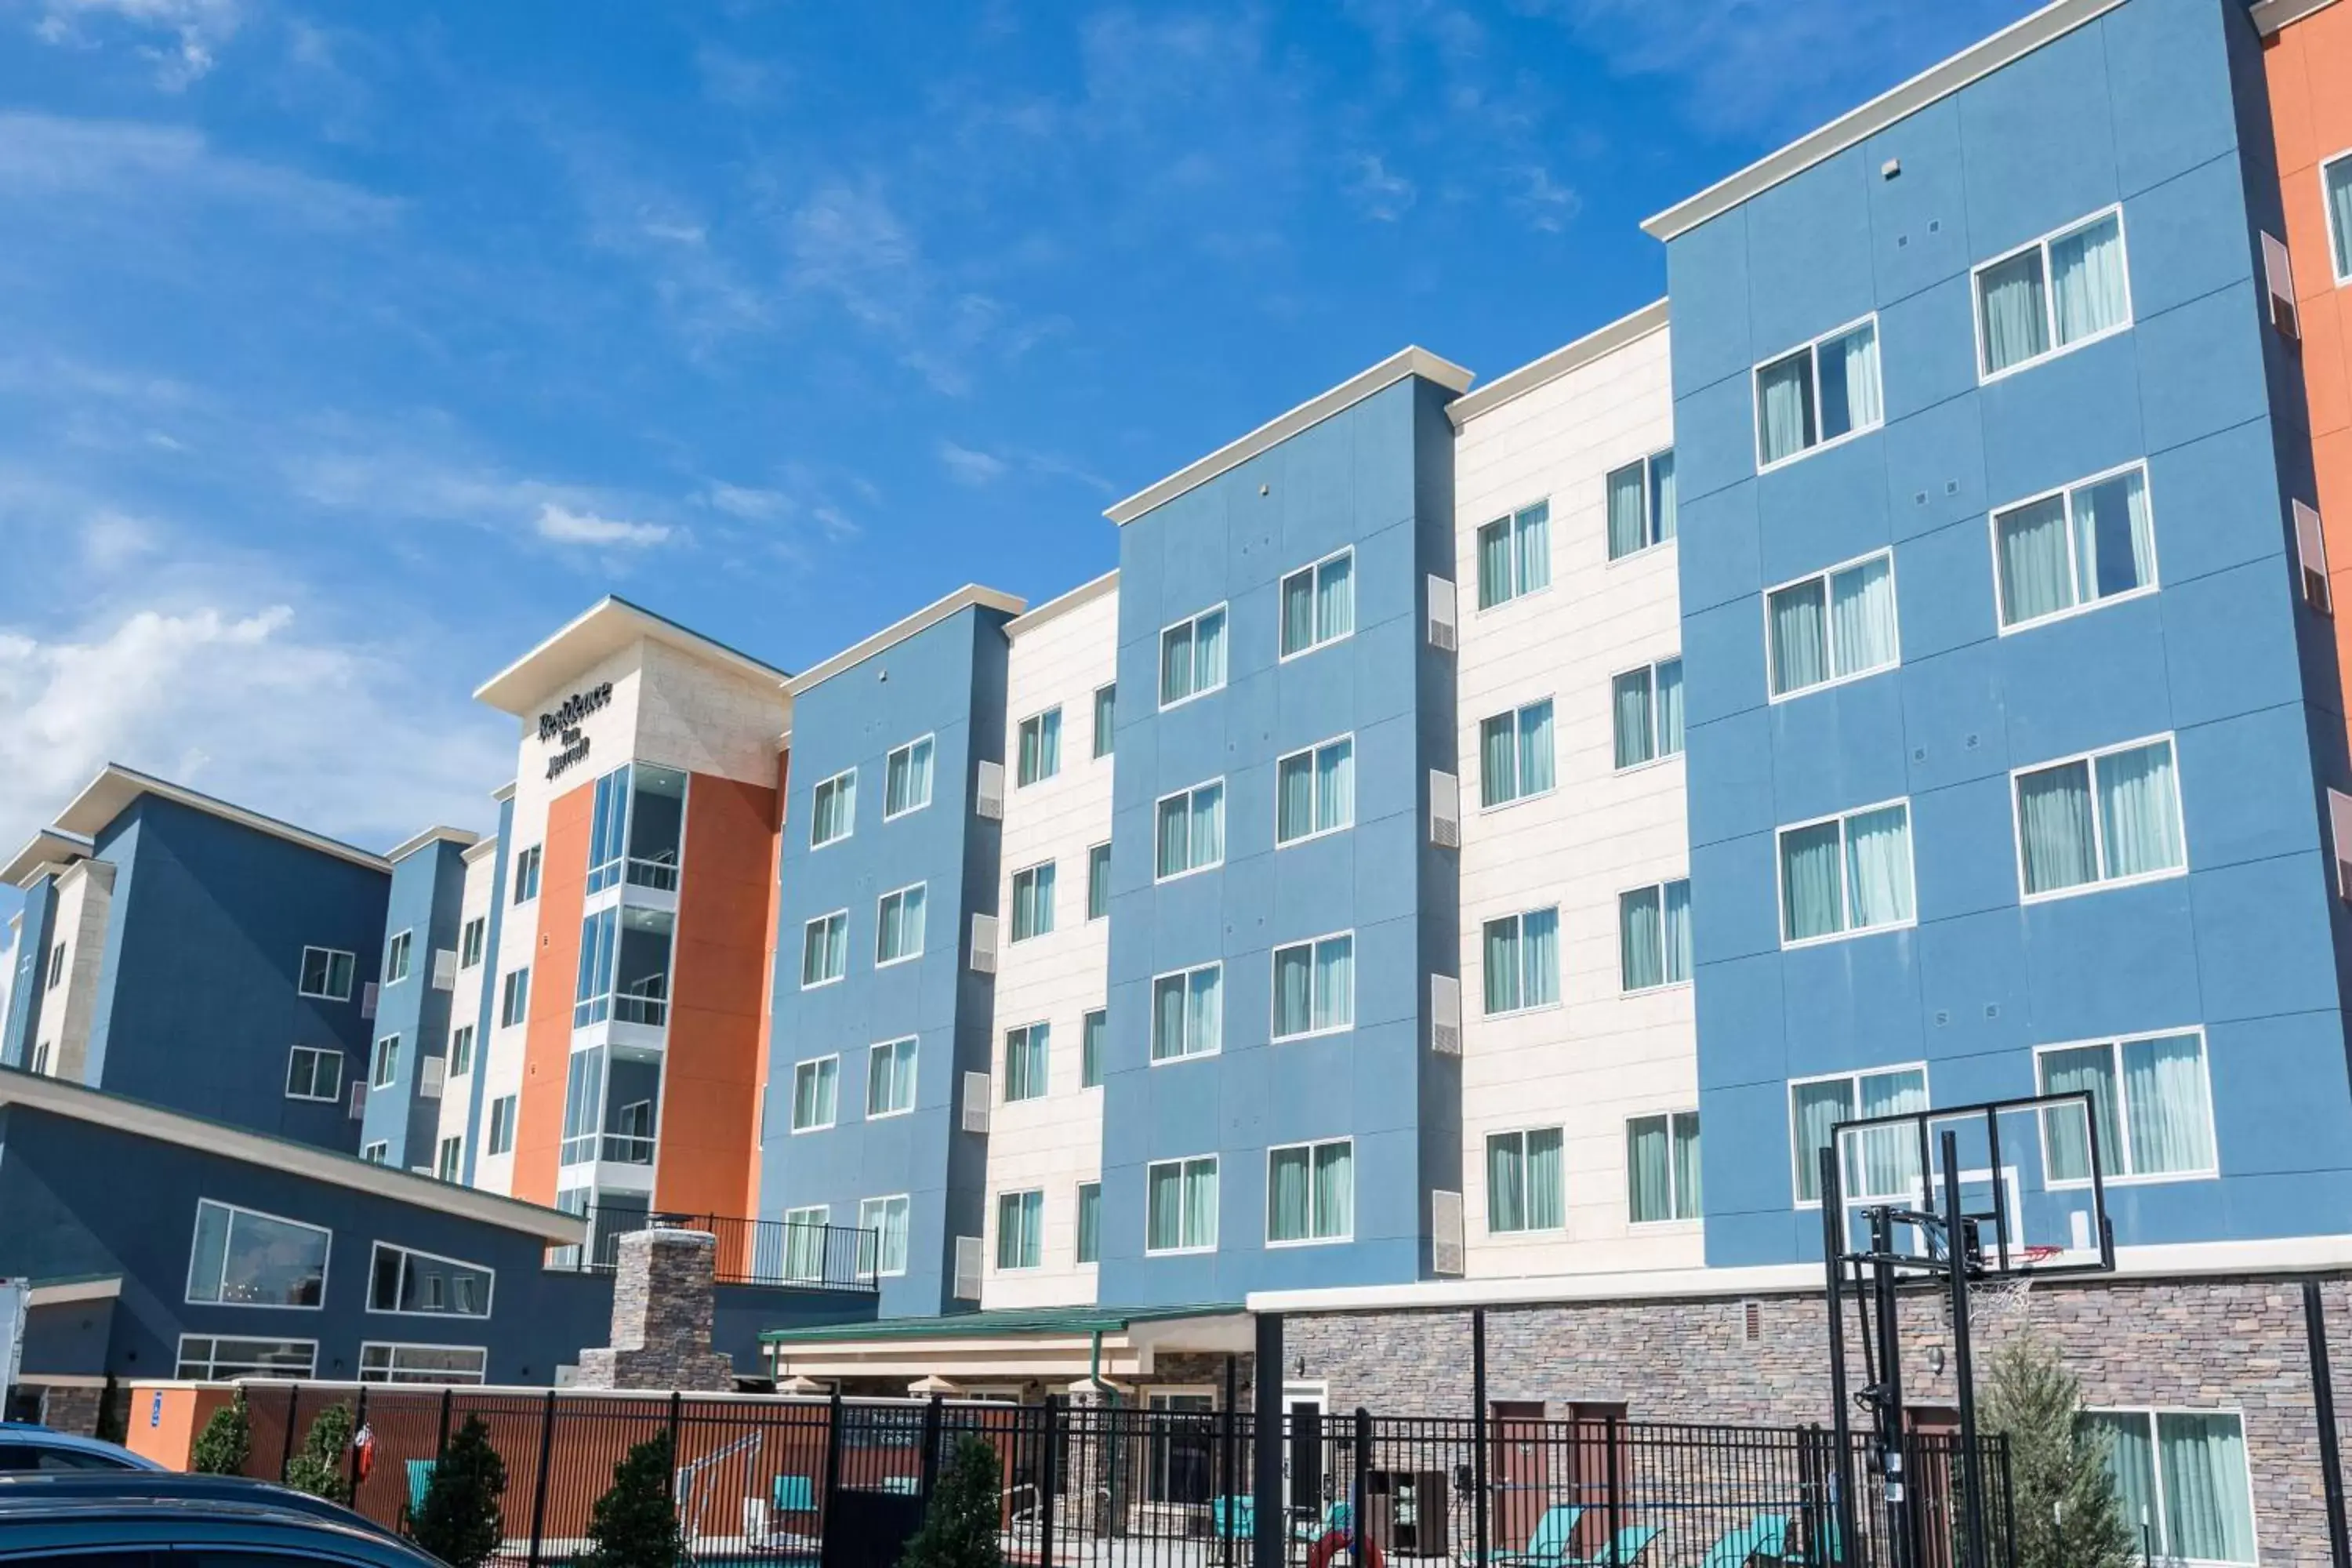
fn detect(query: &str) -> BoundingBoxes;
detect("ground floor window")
[359,1342,488,1385]
[2078,1409,2255,1564]
[176,1336,317,1381]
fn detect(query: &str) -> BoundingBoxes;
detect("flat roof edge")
[1641,0,2127,241]
[2251,0,2342,31]
[387,826,481,864]
[53,766,389,874]
[1448,299,1670,426]
[2,829,96,889]
[474,596,791,714]
[1105,346,1475,526]
[1004,570,1118,638]
[785,585,1027,697]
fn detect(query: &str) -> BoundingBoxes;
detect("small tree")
[1979,1333,2136,1568]
[900,1433,1004,1568]
[281,1401,356,1505]
[576,1432,688,1568]
[412,1414,508,1568]
[191,1392,252,1475]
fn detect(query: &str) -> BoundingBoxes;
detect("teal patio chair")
[1697,1514,1791,1568]
[772,1474,816,1515]
[1212,1495,1254,1538]
[1559,1522,1659,1566]
[1486,1503,1583,1565]
[1292,1498,1352,1541]
[397,1459,436,1535]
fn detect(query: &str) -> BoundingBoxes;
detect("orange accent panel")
[514,785,593,1206]
[656,771,780,1223]
[122,1385,223,1470]
[746,746,789,1221]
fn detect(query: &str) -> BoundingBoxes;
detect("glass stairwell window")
[1279,549,1354,658]
[1791,1066,1927,1206]
[1276,736,1353,845]
[1159,605,1227,707]
[1755,318,1882,468]
[1627,1112,1700,1223]
[2038,1030,2216,1185]
[1482,908,1559,1016]
[1486,1127,1564,1233]
[1479,699,1555,808]
[574,906,674,1026]
[1605,450,1676,561]
[1975,209,2131,379]
[1611,659,1682,769]
[1778,800,1915,946]
[1017,708,1062,787]
[2082,1410,2256,1566]
[1767,551,1897,699]
[1476,501,1550,609]
[587,764,687,895]
[1993,464,2156,630]
[2014,737,2185,899]
[1268,1139,1352,1245]
[884,736,935,819]
[1618,879,1691,993]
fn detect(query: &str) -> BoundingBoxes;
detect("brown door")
[1562,1403,1628,1558]
[1489,1401,1548,1552]
[1906,1407,1959,1568]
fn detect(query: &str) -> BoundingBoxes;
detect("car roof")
[0,1501,441,1566]
[0,1423,167,1469]
[0,1472,401,1534]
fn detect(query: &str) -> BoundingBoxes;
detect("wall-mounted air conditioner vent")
[2296,499,2332,615]
[970,913,1000,975]
[953,1236,985,1300]
[1430,975,1462,1056]
[430,949,459,991]
[1427,575,1458,653]
[975,760,1006,821]
[1431,1189,1465,1276]
[1429,770,1461,850]
[962,1071,991,1134]
[2261,230,2299,339]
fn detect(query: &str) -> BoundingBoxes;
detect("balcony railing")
[560,1133,655,1168]
[626,855,679,892]
[546,1207,880,1293]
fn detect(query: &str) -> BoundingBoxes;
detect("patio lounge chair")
[1697,1514,1791,1568]
[1212,1495,1254,1537]
[772,1475,817,1515]
[1559,1523,1660,1566]
[397,1459,435,1533]
[1484,1504,1584,1565]
[1292,1499,1353,1541]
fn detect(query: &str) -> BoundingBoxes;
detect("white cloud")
[0,111,397,228]
[534,503,671,548]
[1345,154,1417,222]
[938,441,1009,488]
[28,0,244,90]
[1514,165,1581,232]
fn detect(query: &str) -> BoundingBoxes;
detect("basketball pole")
[1820,1145,1859,1568]
[1941,1129,1988,1568]
[1868,1203,1915,1568]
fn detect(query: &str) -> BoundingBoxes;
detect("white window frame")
[372,1033,401,1091]
[285,1045,343,1103]
[1265,1138,1354,1247]
[1015,706,1063,789]
[298,946,356,1001]
[875,881,927,967]
[1484,1126,1566,1236]
[1278,547,1356,661]
[1987,460,2160,633]
[1610,657,1683,772]
[512,845,542,905]
[1144,1154,1219,1255]
[1475,499,1552,612]
[1788,1063,1931,1210]
[459,918,485,970]
[2009,733,2187,905]
[1269,930,1356,1042]
[1152,778,1226,882]
[434,1136,463,1183]
[779,1205,829,1283]
[1626,1110,1703,1227]
[1149,960,1223,1065]
[1480,907,1561,1018]
[790,1054,840,1133]
[1762,548,1900,702]
[866,1036,918,1120]
[486,1094,517,1156]
[359,1341,489,1385]
[383,930,413,985]
[2031,1028,2220,1188]
[994,1188,1047,1272]
[2080,1406,2259,1566]
[1157,602,1229,711]
[184,1198,331,1311]
[498,967,530,1029]
[1009,862,1057,942]
[448,1025,474,1076]
[1752,313,1884,474]
[1477,697,1558,811]
[858,1193,912,1277]
[809,768,857,849]
[1604,449,1677,563]
[1618,877,1693,994]
[1970,205,2134,384]
[1274,734,1355,847]
[362,1142,390,1164]
[367,1240,495,1319]
[1003,1022,1050,1103]
[2328,148,2352,287]
[176,1335,318,1381]
[1775,797,1918,949]
[883,734,936,822]
[800,909,849,989]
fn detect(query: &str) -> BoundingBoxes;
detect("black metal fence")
[544,1210,878,1294]
[241,1382,2010,1568]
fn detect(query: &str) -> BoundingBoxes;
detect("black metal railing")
[543,1210,880,1294]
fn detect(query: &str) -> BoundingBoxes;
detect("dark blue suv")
[0,1473,448,1568]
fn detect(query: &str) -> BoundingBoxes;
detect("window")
[792,1057,839,1132]
[459,917,486,969]
[383,931,413,985]
[369,1241,494,1318]
[858,1195,911,1276]
[176,1336,316,1381]
[1481,909,1560,1016]
[1011,862,1057,942]
[1151,964,1222,1062]
[2036,1030,2217,1185]
[448,1025,474,1076]
[1611,659,1683,769]
[2328,151,2352,285]
[867,1036,917,1118]
[2014,737,2185,900]
[1087,843,1112,921]
[1486,1128,1565,1233]
[1778,800,1915,945]
[1145,1156,1218,1253]
[1004,1023,1049,1102]
[372,1034,401,1090]
[1076,1181,1102,1264]
[876,883,927,966]
[1974,209,2131,379]
[1093,684,1116,758]
[299,946,356,1001]
[810,769,856,848]
[995,1189,1044,1269]
[1766,550,1897,699]
[2079,1410,2256,1565]
[1605,450,1677,560]
[487,1094,517,1155]
[1478,699,1556,808]
[1268,1139,1353,1245]
[1017,708,1062,787]
[434,1136,463,1182]
[573,907,619,1026]
[1154,779,1225,880]
[499,967,531,1028]
[1992,464,2156,630]
[45,940,64,989]
[1627,1112,1701,1223]
[1790,1066,1928,1205]
[1279,549,1355,658]
[1272,934,1354,1040]
[362,1141,390,1164]
[186,1199,329,1308]
[1159,605,1228,707]
[285,1046,342,1103]
[800,911,849,986]
[781,1206,829,1283]
[361,1343,488,1385]
[1619,880,1693,993]
[1476,500,1551,609]
[884,735,935,820]
[1276,737,1354,845]
[1082,1008,1107,1087]
[28,1040,50,1076]
[1755,317,1882,468]
[512,845,542,904]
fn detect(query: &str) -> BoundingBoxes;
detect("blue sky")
[0,0,2042,947]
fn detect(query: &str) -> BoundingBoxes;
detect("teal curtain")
[1769,579,1829,695]
[1484,916,1523,1014]
[1153,974,1186,1060]
[1005,1025,1047,1100]
[2096,740,2182,880]
[1186,966,1221,1056]
[1620,887,1663,992]
[1817,321,1880,438]
[2019,760,2098,895]
[1480,713,1517,806]
[1087,844,1109,920]
[1526,1128,1564,1229]
[1269,1147,1312,1242]
[996,1192,1026,1269]
[2331,155,2352,281]
[2038,1044,2119,1183]
[2082,1414,2158,1541]
[1516,503,1552,593]
[1829,554,1896,677]
[1977,249,2049,373]
[2050,213,2128,347]
[1181,1159,1218,1248]
[1657,659,1683,757]
[1160,622,1193,704]
[1038,709,1061,778]
[1517,700,1555,795]
[1313,936,1352,1029]
[1853,1069,1926,1199]
[1275,946,1313,1037]
[892,736,934,815]
[1486,1134,1525,1232]
[2158,1413,2256,1563]
[1278,752,1315,842]
[1076,1183,1101,1263]
[1650,452,1677,543]
[1477,519,1513,609]
[1791,1080,1854,1203]
[1664,879,1692,983]
[1613,668,1654,769]
[1756,352,1816,465]
[2122,1033,2214,1177]
[1314,1142,1352,1240]
[1844,804,1914,929]
[1093,684,1115,758]
[1081,1011,1105,1087]
[1520,908,1559,1007]
[1628,1117,1671,1222]
[1606,462,1646,558]
[1780,821,1846,942]
[1148,1163,1184,1250]
[1995,495,2075,626]
[1317,739,1352,832]
[1281,568,1316,656]
[1318,553,1354,641]
[1156,795,1189,878]
[1193,608,1225,691]
[1190,782,1224,868]
[1018,718,1040,786]
[2076,468,2154,601]
[1671,1113,1702,1219]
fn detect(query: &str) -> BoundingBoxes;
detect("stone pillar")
[573,1229,737,1392]
[1063,1380,1127,1537]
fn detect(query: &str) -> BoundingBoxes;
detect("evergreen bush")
[412,1414,508,1568]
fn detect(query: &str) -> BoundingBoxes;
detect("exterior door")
[1285,1386,1327,1523]
[1490,1400,1548,1551]
[1906,1406,1960,1568]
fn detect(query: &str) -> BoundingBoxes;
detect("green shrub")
[190,1392,251,1476]
[576,1431,688,1568]
[1980,1334,2136,1568]
[281,1401,355,1504]
[900,1433,1004,1568]
[412,1414,508,1568]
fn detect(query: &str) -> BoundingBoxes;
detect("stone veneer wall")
[574,1229,736,1392]
[1286,1272,2352,1563]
